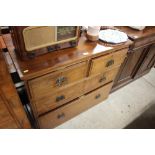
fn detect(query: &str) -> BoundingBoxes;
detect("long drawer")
[28,61,87,99]
[89,49,127,76]
[33,80,85,115]
[38,82,113,128]
[84,66,119,93]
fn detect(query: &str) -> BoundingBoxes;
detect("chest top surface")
[2,32,132,80]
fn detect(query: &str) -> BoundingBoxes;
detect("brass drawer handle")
[56,95,65,102]
[106,59,114,67]
[57,113,65,119]
[95,94,101,99]
[99,76,106,83]
[56,76,67,87]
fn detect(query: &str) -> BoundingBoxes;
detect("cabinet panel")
[134,35,155,48]
[112,46,149,90]
[135,44,155,77]
[0,36,31,128]
[0,94,18,129]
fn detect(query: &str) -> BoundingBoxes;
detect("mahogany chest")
[2,32,132,128]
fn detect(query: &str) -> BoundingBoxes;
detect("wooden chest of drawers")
[3,33,132,128]
[27,48,127,128]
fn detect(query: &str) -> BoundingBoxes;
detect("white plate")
[99,29,128,44]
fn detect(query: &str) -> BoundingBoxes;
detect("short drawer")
[33,80,85,115]
[38,82,113,128]
[89,49,127,76]
[84,67,119,93]
[28,61,87,99]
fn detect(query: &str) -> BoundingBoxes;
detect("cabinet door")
[0,93,19,128]
[0,37,31,128]
[135,44,155,77]
[112,46,148,90]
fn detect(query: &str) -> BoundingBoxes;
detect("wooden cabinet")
[3,32,131,128]
[0,93,19,128]
[112,45,149,90]
[112,27,155,91]
[0,37,31,128]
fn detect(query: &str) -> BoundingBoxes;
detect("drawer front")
[28,61,87,99]
[84,67,119,93]
[34,80,85,115]
[39,82,113,128]
[134,35,155,48]
[89,49,127,76]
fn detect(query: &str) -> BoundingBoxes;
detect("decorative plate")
[99,29,128,44]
